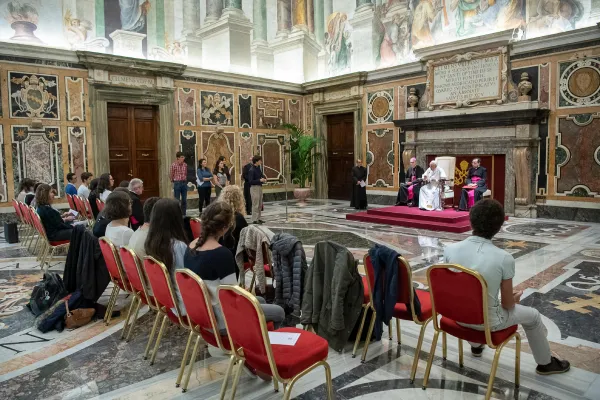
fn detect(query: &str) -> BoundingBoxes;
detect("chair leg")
[228,358,244,400]
[351,306,368,358]
[514,334,521,388]
[45,247,57,271]
[219,355,236,400]
[442,332,447,360]
[360,309,377,363]
[323,361,334,400]
[249,273,256,294]
[422,330,440,390]
[176,330,196,387]
[104,286,120,325]
[181,335,202,392]
[458,339,464,368]
[125,299,143,342]
[38,243,50,269]
[396,318,401,345]
[120,296,137,340]
[149,314,168,365]
[144,311,162,360]
[273,378,279,393]
[485,345,505,400]
[410,320,430,383]
[388,322,392,340]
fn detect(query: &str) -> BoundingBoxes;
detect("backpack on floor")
[27,272,68,317]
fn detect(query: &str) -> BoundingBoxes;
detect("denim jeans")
[173,181,188,216]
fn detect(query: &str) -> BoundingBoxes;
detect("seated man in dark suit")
[458,158,488,211]
[396,157,424,206]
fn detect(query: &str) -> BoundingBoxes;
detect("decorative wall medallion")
[257,96,285,129]
[0,126,7,202]
[178,88,196,126]
[12,126,63,197]
[65,77,85,121]
[9,72,59,119]
[201,131,235,183]
[366,129,394,187]
[257,134,285,183]
[238,94,253,128]
[288,99,302,127]
[200,91,234,126]
[559,58,600,107]
[67,127,87,184]
[367,90,394,124]
[179,130,198,191]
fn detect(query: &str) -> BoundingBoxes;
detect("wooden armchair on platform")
[219,285,333,400]
[423,264,521,399]
[435,157,456,208]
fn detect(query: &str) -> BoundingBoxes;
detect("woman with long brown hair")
[35,184,74,241]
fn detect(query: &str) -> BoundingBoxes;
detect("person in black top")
[248,155,267,224]
[241,157,253,215]
[35,184,74,241]
[458,158,488,211]
[128,178,144,230]
[87,178,100,218]
[218,185,248,259]
[218,155,232,183]
[351,159,368,210]
[184,202,284,333]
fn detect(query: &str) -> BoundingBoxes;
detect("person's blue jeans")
[173,181,188,215]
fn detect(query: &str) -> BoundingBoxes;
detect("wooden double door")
[327,113,355,200]
[107,104,159,199]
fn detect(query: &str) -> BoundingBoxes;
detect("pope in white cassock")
[419,160,447,211]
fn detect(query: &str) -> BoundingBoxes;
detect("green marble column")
[225,0,243,9]
[314,0,324,44]
[253,0,268,42]
[356,0,373,9]
[95,0,105,37]
[205,0,223,23]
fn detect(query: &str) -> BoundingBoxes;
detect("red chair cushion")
[362,276,370,304]
[393,289,432,322]
[249,327,328,380]
[440,316,518,346]
[264,264,271,275]
[49,240,70,246]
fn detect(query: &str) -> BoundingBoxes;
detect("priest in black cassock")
[351,159,368,210]
[396,157,424,206]
[458,158,488,211]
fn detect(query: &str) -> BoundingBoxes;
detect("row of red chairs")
[12,199,70,270]
[354,255,520,399]
[66,194,100,226]
[99,237,333,398]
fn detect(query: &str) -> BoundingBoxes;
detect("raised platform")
[346,206,473,233]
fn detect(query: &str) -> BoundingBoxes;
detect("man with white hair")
[128,178,144,230]
[418,160,447,211]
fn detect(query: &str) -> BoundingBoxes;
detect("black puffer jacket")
[271,233,307,324]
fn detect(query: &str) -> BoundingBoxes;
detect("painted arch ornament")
[9,73,59,119]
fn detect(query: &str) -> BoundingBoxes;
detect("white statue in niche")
[119,0,150,33]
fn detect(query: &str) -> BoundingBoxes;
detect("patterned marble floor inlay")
[0,199,599,400]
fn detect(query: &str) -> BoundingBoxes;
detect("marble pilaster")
[314,0,324,44]
[251,42,274,78]
[253,0,268,43]
[349,2,376,72]
[222,0,245,19]
[182,0,201,36]
[205,0,224,24]
[292,0,308,30]
[307,0,315,33]
[277,0,292,38]
[271,29,320,83]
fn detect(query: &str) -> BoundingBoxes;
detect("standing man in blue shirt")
[65,172,78,196]
[249,155,267,224]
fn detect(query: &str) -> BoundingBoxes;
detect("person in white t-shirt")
[443,199,570,375]
[128,196,160,260]
[103,191,134,247]
[77,172,93,199]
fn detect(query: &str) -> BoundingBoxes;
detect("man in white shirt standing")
[77,172,93,198]
[443,199,570,375]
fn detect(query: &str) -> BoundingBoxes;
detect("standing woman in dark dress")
[351,159,368,210]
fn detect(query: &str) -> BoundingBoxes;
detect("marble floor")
[1,199,600,399]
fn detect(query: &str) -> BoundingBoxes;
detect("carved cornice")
[76,51,187,77]
[414,29,514,61]
[512,26,600,58]
[303,72,368,93]
[394,109,550,131]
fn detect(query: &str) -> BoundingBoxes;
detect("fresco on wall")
[0,0,596,82]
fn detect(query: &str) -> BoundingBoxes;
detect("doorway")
[327,113,355,200]
[107,104,159,199]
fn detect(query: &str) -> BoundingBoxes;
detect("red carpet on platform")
[346,206,474,233]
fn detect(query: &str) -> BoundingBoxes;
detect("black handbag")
[27,272,68,317]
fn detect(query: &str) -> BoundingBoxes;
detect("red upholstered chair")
[351,254,376,362]
[81,196,95,226]
[66,194,76,211]
[143,256,190,365]
[99,237,131,326]
[423,264,521,399]
[118,247,157,341]
[14,201,33,249]
[72,195,88,225]
[175,270,232,394]
[96,198,105,212]
[30,208,70,271]
[218,285,333,400]
[391,256,433,383]
[21,204,39,253]
[190,218,201,239]
[12,199,26,238]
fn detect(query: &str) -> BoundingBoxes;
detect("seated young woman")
[184,201,284,333]
[35,184,75,242]
[103,191,134,247]
[218,185,248,259]
[145,198,189,315]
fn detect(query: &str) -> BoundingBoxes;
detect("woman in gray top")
[213,159,229,199]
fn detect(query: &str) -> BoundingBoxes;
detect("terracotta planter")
[293,188,312,206]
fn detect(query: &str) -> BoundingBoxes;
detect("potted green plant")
[284,123,322,206]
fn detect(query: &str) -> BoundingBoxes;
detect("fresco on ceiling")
[0,0,595,82]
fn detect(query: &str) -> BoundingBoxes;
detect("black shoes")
[471,345,485,357]
[253,220,265,225]
[536,357,570,375]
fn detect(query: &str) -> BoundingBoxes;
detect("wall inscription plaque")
[109,74,155,87]
[426,47,508,109]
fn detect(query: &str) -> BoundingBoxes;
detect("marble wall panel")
[367,89,394,125]
[12,126,63,197]
[200,91,234,126]
[9,72,60,119]
[238,94,253,128]
[67,127,87,185]
[366,129,394,187]
[556,114,600,197]
[558,58,600,108]
[179,130,198,191]
[257,134,284,183]
[65,77,85,121]
[0,126,6,202]
[257,96,285,129]
[288,99,302,127]
[305,99,313,131]
[539,63,550,109]
[537,122,549,195]
[238,132,254,172]
[397,86,406,120]
[177,88,196,126]
[201,131,235,184]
